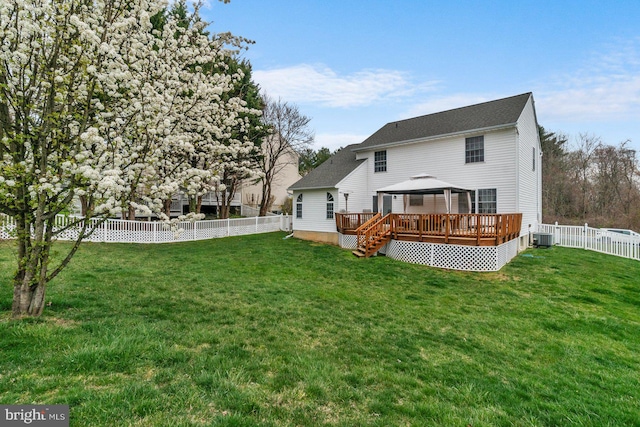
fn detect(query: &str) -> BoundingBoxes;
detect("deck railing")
[336,212,522,246]
[335,212,378,233]
[392,213,521,243]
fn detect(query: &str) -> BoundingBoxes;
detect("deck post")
[444,214,449,243]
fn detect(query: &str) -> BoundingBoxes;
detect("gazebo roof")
[376,174,471,195]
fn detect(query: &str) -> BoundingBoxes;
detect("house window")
[374,150,387,172]
[296,194,303,218]
[409,194,423,206]
[465,135,484,163]
[477,189,497,213]
[326,192,334,219]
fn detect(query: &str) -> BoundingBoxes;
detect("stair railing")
[359,213,392,257]
[354,213,381,248]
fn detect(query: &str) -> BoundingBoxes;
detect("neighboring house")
[288,93,542,271]
[171,136,302,217]
[240,141,302,214]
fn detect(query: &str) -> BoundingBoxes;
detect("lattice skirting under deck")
[386,239,519,271]
[339,234,358,249]
[339,233,519,272]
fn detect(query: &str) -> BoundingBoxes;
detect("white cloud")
[396,38,640,146]
[537,76,640,122]
[254,64,438,108]
[537,37,640,123]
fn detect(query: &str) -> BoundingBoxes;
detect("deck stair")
[353,214,392,258]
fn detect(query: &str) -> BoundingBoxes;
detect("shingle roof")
[288,144,365,190]
[354,92,531,151]
[288,93,532,190]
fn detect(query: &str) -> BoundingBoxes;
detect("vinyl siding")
[515,96,542,233]
[335,161,369,213]
[292,189,337,233]
[358,128,518,212]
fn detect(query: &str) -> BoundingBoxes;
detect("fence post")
[153,221,157,243]
[256,216,259,232]
[227,218,230,237]
[103,220,108,243]
[194,220,198,241]
[583,223,588,249]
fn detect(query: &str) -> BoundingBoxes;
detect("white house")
[288,93,542,271]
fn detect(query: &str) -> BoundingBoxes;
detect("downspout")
[514,127,520,215]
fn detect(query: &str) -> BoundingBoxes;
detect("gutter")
[288,185,339,191]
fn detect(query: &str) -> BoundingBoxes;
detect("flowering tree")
[213,59,266,219]
[0,0,246,317]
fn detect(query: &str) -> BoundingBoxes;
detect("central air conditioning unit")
[532,232,553,248]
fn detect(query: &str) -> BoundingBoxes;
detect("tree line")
[540,126,640,230]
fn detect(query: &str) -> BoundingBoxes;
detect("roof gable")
[354,93,531,151]
[289,144,365,190]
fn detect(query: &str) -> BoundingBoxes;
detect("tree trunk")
[80,195,90,217]
[189,196,198,214]
[259,184,272,217]
[219,191,229,219]
[163,198,172,218]
[12,212,51,318]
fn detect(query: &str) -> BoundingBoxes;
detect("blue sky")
[202,0,640,152]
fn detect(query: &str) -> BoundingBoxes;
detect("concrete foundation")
[293,230,339,245]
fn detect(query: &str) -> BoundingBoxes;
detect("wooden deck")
[336,212,523,247]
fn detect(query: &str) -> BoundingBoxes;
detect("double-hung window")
[326,193,334,219]
[465,136,484,163]
[374,150,387,172]
[477,189,497,213]
[296,194,303,218]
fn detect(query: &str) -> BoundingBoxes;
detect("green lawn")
[1,233,639,426]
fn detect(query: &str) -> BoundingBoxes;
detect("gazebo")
[375,173,473,214]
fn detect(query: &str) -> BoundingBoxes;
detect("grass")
[1,232,639,426]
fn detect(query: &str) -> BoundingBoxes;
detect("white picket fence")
[538,222,640,261]
[0,214,292,244]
